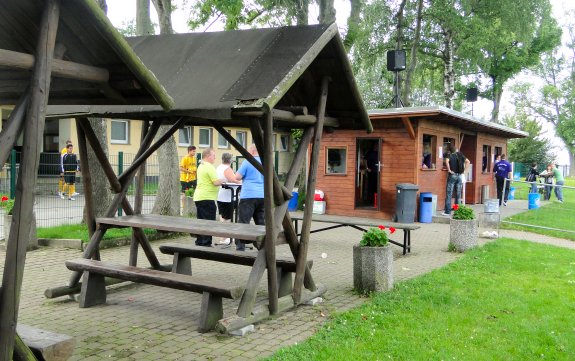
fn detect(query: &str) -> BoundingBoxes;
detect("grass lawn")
[37,223,160,243]
[268,239,575,360]
[502,177,575,240]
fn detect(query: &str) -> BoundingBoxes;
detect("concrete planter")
[3,213,38,250]
[353,244,393,293]
[182,197,197,217]
[449,218,478,252]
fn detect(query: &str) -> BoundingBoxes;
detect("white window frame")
[199,127,212,147]
[279,134,289,152]
[178,126,192,146]
[217,129,230,149]
[235,131,247,148]
[110,120,129,144]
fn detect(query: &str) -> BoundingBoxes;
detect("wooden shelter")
[315,106,527,220]
[0,0,174,358]
[46,24,370,335]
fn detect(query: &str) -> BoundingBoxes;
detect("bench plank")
[17,324,75,361]
[65,259,244,299]
[289,212,420,230]
[159,243,309,272]
[97,214,266,242]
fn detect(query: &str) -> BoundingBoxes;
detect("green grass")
[502,177,575,240]
[268,239,575,360]
[37,223,159,243]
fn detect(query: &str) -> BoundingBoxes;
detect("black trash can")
[394,183,419,223]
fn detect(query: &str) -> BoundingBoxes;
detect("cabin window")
[217,129,230,149]
[199,128,212,147]
[442,137,455,169]
[178,126,192,146]
[279,134,290,151]
[111,120,129,144]
[422,134,437,170]
[482,145,492,173]
[235,131,247,148]
[326,147,347,174]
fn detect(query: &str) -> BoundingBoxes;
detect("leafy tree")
[503,109,555,166]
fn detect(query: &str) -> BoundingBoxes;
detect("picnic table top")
[289,212,420,231]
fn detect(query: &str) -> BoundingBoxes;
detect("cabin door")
[355,138,382,210]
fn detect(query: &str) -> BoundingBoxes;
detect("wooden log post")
[263,109,278,314]
[0,0,60,358]
[293,76,330,304]
[0,91,28,166]
[130,120,150,266]
[236,249,267,318]
[75,119,95,237]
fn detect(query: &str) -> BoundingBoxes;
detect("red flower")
[452,204,459,211]
[378,225,385,230]
[1,196,8,202]
[389,227,396,234]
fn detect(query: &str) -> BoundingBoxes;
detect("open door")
[355,138,382,210]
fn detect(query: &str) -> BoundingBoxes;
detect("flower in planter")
[1,195,14,215]
[452,204,475,220]
[184,187,195,198]
[360,225,396,247]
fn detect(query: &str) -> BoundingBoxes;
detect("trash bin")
[419,192,433,223]
[508,186,516,200]
[288,191,298,211]
[394,183,419,223]
[481,185,490,204]
[528,193,540,210]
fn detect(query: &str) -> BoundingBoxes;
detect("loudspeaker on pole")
[386,50,406,71]
[466,87,478,102]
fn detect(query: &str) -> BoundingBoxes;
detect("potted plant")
[182,188,196,217]
[449,204,477,252]
[1,195,37,249]
[353,225,396,293]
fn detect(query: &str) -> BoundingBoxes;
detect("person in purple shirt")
[494,154,512,206]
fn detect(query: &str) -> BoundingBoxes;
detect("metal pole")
[118,151,123,216]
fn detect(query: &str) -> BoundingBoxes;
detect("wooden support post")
[236,249,267,318]
[78,272,106,308]
[293,76,330,303]
[197,292,223,333]
[0,91,28,166]
[0,1,60,358]
[263,109,279,314]
[75,119,95,237]
[130,121,149,266]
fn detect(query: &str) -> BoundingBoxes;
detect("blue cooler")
[287,191,298,211]
[528,193,540,210]
[419,192,433,223]
[508,186,515,200]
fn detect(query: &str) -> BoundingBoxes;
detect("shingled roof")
[48,23,371,131]
[0,0,173,109]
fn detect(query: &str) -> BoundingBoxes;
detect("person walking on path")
[551,163,564,203]
[234,144,264,251]
[494,154,513,206]
[441,144,470,216]
[193,148,225,247]
[526,162,540,194]
[215,152,240,245]
[61,144,80,201]
[58,140,73,198]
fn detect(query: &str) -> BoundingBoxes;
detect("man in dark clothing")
[494,154,512,206]
[442,144,470,215]
[364,142,379,205]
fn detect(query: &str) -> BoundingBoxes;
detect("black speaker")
[386,50,406,71]
[466,87,478,102]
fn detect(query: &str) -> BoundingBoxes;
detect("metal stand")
[387,71,404,108]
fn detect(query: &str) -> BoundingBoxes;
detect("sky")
[106,0,574,163]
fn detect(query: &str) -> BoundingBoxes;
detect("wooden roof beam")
[401,116,416,140]
[0,48,109,83]
[233,109,340,127]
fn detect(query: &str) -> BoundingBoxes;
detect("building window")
[482,145,492,173]
[422,134,436,169]
[217,130,230,149]
[178,126,192,146]
[326,147,347,174]
[111,120,129,144]
[235,131,247,148]
[199,128,212,147]
[279,134,290,152]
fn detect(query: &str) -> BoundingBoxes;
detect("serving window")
[326,147,347,175]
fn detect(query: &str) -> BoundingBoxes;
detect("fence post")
[9,149,16,199]
[118,151,123,216]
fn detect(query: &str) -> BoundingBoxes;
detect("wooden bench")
[290,212,420,255]
[159,243,313,298]
[65,259,244,332]
[97,214,285,247]
[17,324,75,361]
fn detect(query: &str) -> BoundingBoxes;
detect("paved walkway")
[1,202,573,361]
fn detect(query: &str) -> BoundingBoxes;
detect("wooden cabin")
[315,106,527,220]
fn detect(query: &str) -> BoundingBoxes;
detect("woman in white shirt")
[215,153,240,245]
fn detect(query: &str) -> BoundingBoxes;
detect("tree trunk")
[295,0,309,25]
[395,0,408,49]
[86,118,113,218]
[151,125,180,216]
[442,28,455,109]
[402,0,423,106]
[318,0,336,24]
[152,0,173,33]
[569,150,575,176]
[343,0,362,51]
[491,79,503,122]
[137,0,154,35]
